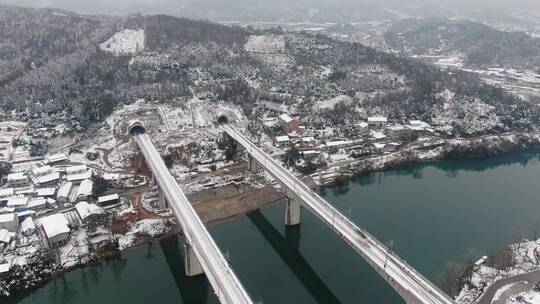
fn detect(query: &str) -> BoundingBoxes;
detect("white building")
[387,125,411,138]
[35,187,56,197]
[38,213,71,248]
[0,213,19,232]
[75,201,106,224]
[97,193,119,207]
[20,217,36,237]
[30,165,60,187]
[27,198,48,210]
[275,135,290,147]
[356,122,369,134]
[367,116,388,127]
[66,165,93,183]
[6,197,28,208]
[0,188,14,200]
[57,182,73,205]
[76,179,93,201]
[6,172,28,187]
[45,153,67,164]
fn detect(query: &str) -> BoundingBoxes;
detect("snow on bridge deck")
[135,134,253,304]
[222,124,455,304]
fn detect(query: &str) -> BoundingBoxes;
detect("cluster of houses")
[0,156,121,253]
[267,113,435,161]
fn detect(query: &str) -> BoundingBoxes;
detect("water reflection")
[159,237,215,304]
[248,211,341,304]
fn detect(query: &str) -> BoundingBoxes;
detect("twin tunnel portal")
[129,117,455,304]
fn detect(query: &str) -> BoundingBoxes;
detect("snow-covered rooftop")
[31,165,52,176]
[38,213,70,239]
[0,213,16,224]
[46,153,67,164]
[66,169,92,182]
[97,193,119,204]
[57,182,73,198]
[35,187,56,197]
[6,197,28,208]
[75,201,105,221]
[368,116,388,123]
[100,29,145,56]
[76,179,93,198]
[20,217,35,233]
[279,113,294,123]
[275,135,290,142]
[0,188,14,198]
[65,165,87,175]
[6,172,27,182]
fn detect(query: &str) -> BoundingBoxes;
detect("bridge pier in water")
[285,198,301,226]
[184,242,204,276]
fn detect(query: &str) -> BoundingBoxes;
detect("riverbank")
[313,132,540,187]
[0,178,285,299]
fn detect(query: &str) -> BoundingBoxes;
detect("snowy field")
[100,29,145,56]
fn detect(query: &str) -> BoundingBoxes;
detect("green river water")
[6,151,540,304]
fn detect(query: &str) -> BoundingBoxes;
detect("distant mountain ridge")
[385,18,540,69]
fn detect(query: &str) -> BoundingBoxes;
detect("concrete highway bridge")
[129,118,456,304]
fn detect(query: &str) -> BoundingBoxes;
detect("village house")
[97,193,120,207]
[30,165,60,187]
[35,187,56,198]
[65,165,93,183]
[0,229,14,249]
[0,188,14,206]
[76,179,93,201]
[356,122,369,135]
[6,172,28,188]
[367,116,388,127]
[20,217,36,237]
[75,201,107,225]
[45,153,67,164]
[274,135,290,148]
[27,198,48,211]
[387,125,412,139]
[6,197,28,209]
[0,213,19,232]
[0,263,10,277]
[56,182,73,205]
[278,113,300,133]
[38,213,71,248]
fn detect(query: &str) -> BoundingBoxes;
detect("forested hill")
[385,18,540,69]
[0,6,539,137]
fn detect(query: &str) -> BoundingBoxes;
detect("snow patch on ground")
[117,219,172,250]
[100,29,145,56]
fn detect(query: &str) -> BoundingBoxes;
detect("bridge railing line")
[223,126,454,303]
[136,134,252,304]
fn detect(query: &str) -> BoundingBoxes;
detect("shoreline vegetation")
[4,132,540,301]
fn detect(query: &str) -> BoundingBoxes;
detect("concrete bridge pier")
[184,242,204,276]
[285,198,301,226]
[247,154,263,173]
[158,186,168,210]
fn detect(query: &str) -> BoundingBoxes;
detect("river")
[7,151,540,304]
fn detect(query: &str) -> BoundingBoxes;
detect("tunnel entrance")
[129,123,146,136]
[216,115,229,124]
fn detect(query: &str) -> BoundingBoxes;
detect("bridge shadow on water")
[248,210,342,304]
[159,237,214,304]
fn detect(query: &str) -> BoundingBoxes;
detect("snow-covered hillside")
[100,29,145,56]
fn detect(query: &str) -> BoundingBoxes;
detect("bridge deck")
[135,134,253,304]
[222,125,455,304]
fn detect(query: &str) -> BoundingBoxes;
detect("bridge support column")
[158,187,168,210]
[247,154,263,173]
[184,242,204,276]
[285,198,301,226]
